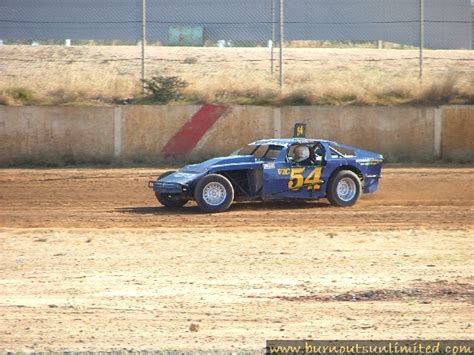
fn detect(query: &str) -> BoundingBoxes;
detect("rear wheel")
[327,170,361,207]
[194,174,234,213]
[155,171,188,208]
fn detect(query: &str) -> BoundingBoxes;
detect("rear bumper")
[363,175,382,193]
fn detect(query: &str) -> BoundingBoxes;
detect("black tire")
[155,192,188,208]
[155,170,188,208]
[194,174,234,213]
[327,170,362,207]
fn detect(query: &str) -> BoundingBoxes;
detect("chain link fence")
[0,0,473,105]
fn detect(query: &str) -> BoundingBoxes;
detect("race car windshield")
[233,144,283,161]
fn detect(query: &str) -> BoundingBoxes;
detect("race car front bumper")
[148,180,187,194]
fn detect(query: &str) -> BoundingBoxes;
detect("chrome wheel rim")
[202,182,227,206]
[336,177,357,202]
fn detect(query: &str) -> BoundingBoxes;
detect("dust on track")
[0,166,473,352]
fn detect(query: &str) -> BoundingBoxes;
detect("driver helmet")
[293,145,310,163]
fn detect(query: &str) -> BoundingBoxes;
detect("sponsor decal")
[356,158,383,166]
[277,168,291,175]
[173,172,198,178]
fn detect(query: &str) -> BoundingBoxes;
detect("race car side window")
[234,144,259,156]
[329,144,355,159]
[235,144,283,161]
[262,145,283,160]
[313,143,325,163]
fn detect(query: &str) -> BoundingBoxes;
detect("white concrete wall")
[0,105,472,165]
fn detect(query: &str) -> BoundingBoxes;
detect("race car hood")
[161,155,261,185]
[182,155,261,173]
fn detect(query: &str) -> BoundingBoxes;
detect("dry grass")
[0,45,473,106]
[182,69,474,106]
[286,40,418,49]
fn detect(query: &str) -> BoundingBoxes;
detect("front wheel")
[327,170,361,207]
[156,192,188,208]
[155,170,188,208]
[194,174,234,213]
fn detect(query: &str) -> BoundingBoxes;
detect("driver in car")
[292,145,314,166]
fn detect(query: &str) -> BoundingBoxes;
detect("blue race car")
[148,138,383,213]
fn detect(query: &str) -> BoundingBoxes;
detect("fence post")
[114,107,123,160]
[279,0,284,89]
[419,0,424,83]
[141,0,147,94]
[271,0,275,74]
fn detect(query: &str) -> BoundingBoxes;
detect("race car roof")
[250,138,331,146]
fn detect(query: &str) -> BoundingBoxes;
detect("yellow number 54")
[288,167,322,191]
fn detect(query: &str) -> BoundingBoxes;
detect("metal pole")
[279,0,284,88]
[271,0,275,74]
[419,0,424,83]
[141,0,147,94]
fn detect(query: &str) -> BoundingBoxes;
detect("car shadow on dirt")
[116,201,331,215]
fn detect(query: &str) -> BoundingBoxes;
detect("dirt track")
[0,166,473,352]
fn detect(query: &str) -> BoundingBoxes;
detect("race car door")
[261,144,326,200]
